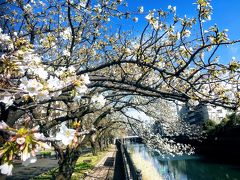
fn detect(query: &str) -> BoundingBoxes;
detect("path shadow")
[104,157,115,167]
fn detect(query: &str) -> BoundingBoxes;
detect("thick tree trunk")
[53,132,90,180]
[98,139,102,151]
[104,138,109,148]
[89,133,97,155]
[90,140,97,156]
[55,148,79,180]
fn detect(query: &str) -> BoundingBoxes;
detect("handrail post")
[136,169,142,180]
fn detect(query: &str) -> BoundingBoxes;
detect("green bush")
[204,113,240,136]
[203,119,217,133]
[40,151,52,156]
[74,162,93,171]
[224,113,240,127]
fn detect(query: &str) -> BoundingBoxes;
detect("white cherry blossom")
[24,4,33,14]
[184,30,191,37]
[152,20,159,30]
[0,163,13,176]
[138,6,144,13]
[77,85,88,94]
[91,94,106,108]
[0,94,14,108]
[16,137,26,145]
[56,124,76,146]
[22,155,37,167]
[36,90,50,101]
[133,17,138,22]
[34,67,48,80]
[20,79,43,97]
[80,74,90,84]
[63,49,70,57]
[0,29,13,50]
[21,150,31,162]
[188,99,199,107]
[78,0,87,8]
[60,27,71,40]
[47,76,63,91]
[68,66,76,74]
[145,12,154,21]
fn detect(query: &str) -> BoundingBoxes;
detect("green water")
[127,143,240,180]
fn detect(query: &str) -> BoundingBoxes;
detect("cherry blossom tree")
[113,96,199,157]
[0,0,240,178]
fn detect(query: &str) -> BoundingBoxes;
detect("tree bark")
[106,138,109,147]
[55,148,79,180]
[98,138,102,151]
[102,138,107,149]
[89,133,97,155]
[54,133,90,180]
[90,140,97,156]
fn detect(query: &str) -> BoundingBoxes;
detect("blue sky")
[113,0,240,64]
[8,0,239,64]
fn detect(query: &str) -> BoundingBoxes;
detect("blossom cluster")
[0,36,92,108]
[0,122,51,175]
[91,94,107,109]
[0,120,87,175]
[0,28,14,51]
[0,34,107,176]
[137,122,195,157]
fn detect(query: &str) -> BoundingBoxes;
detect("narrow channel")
[126,143,240,180]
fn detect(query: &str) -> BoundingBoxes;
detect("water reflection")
[127,143,240,180]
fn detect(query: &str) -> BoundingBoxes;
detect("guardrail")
[116,140,142,180]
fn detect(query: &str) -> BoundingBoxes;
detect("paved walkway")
[84,147,116,180]
[1,157,58,180]
[0,147,116,180]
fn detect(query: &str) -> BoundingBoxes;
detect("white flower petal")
[0,163,13,176]
[62,138,72,146]
[56,132,64,140]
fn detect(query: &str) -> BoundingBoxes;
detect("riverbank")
[127,143,240,180]
[131,151,163,180]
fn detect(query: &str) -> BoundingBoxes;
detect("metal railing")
[116,139,142,180]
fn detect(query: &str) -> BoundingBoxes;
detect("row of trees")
[0,0,239,178]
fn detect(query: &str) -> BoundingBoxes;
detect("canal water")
[126,143,240,180]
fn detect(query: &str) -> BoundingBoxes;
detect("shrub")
[203,119,217,133]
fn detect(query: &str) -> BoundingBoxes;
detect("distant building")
[176,102,231,124]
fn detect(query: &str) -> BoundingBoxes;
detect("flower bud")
[16,137,26,145]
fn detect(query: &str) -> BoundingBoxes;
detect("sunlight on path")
[84,146,116,180]
[131,152,164,180]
